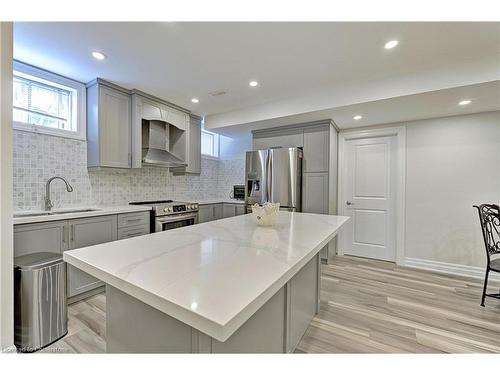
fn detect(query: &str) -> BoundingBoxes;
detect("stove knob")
[163,207,168,212]
[187,205,192,210]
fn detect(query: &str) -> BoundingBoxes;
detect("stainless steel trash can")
[14,252,68,352]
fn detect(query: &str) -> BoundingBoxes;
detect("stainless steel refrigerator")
[245,147,303,211]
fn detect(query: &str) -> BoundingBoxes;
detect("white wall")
[405,111,500,268]
[0,22,14,351]
[219,133,252,160]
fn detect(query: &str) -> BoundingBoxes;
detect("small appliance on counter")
[232,185,245,200]
[129,200,199,232]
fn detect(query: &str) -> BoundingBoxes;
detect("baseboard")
[402,257,500,282]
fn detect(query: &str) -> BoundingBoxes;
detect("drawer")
[117,224,150,240]
[118,211,150,229]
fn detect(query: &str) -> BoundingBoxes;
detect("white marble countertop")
[63,212,349,341]
[13,205,151,225]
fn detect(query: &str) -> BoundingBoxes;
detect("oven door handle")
[156,213,199,224]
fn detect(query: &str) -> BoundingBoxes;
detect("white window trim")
[201,128,220,159]
[12,61,86,141]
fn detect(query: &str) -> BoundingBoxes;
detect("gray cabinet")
[117,212,149,228]
[14,221,68,257]
[303,173,329,215]
[87,79,132,168]
[235,204,246,216]
[198,205,213,223]
[67,215,118,298]
[213,204,223,220]
[223,203,236,218]
[303,127,329,172]
[172,115,201,175]
[186,115,201,174]
[253,128,303,150]
[303,173,329,260]
[222,203,246,218]
[117,211,150,240]
[198,203,224,223]
[14,212,150,301]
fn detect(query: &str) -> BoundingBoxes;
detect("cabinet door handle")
[346,201,354,206]
[70,224,75,242]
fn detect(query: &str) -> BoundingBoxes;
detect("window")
[201,129,219,158]
[12,62,86,140]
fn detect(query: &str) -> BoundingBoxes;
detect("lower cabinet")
[302,172,329,214]
[14,211,150,301]
[199,203,246,223]
[67,216,118,298]
[222,203,247,218]
[223,204,236,218]
[14,221,69,257]
[198,203,223,223]
[198,205,214,223]
[302,172,330,261]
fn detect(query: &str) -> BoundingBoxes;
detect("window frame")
[13,61,87,141]
[201,128,220,159]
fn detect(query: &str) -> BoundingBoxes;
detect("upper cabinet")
[172,115,201,175]
[253,128,304,150]
[303,126,329,173]
[87,79,132,168]
[86,80,198,171]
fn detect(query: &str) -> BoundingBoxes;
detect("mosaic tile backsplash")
[13,130,245,210]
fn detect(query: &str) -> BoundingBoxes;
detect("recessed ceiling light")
[353,115,363,120]
[191,98,199,103]
[249,81,259,87]
[91,51,106,60]
[384,40,399,49]
[458,99,471,106]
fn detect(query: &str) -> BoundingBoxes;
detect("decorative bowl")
[250,202,280,226]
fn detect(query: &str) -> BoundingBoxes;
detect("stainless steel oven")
[129,200,199,233]
[155,212,198,232]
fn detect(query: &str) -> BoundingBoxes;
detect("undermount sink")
[14,208,101,218]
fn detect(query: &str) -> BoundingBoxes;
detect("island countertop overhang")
[63,212,349,342]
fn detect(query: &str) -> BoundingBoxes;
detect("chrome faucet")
[45,176,73,211]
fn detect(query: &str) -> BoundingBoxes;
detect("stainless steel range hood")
[142,120,187,168]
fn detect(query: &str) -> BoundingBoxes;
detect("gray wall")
[405,111,500,267]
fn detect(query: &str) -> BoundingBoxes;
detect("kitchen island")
[63,212,349,353]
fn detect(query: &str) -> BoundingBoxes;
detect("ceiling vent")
[209,90,227,97]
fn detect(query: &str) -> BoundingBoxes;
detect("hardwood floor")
[42,256,500,353]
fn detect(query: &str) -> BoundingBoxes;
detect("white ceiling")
[215,81,500,138]
[14,22,500,131]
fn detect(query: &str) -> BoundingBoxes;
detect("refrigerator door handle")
[267,150,273,203]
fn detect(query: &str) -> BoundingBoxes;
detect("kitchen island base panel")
[106,254,319,353]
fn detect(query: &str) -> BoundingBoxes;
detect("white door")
[341,136,397,261]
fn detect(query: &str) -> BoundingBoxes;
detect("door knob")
[346,201,354,206]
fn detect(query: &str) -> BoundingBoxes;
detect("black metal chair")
[473,204,500,306]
